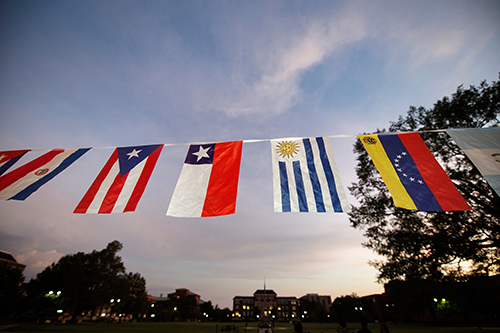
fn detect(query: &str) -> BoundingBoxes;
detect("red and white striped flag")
[74,144,163,214]
[0,148,89,201]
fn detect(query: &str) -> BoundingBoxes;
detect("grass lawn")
[1,322,499,333]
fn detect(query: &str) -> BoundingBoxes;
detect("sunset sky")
[1,0,499,308]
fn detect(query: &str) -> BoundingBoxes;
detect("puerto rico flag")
[74,144,163,214]
[0,150,30,176]
[0,148,90,200]
[359,132,471,211]
[167,141,243,217]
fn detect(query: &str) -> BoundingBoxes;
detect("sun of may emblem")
[276,141,299,158]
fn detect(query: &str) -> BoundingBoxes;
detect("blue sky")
[1,0,499,308]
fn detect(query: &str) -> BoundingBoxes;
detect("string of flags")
[0,128,498,217]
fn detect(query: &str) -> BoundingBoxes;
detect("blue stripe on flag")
[378,134,442,211]
[303,139,325,212]
[293,160,308,212]
[9,148,91,201]
[316,137,343,212]
[279,161,291,212]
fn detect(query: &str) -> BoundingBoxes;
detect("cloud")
[383,19,466,67]
[16,249,65,280]
[193,4,367,117]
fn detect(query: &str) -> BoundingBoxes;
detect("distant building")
[153,288,202,305]
[168,288,201,305]
[0,250,26,271]
[299,293,332,313]
[233,289,299,321]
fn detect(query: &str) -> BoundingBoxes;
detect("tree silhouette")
[28,240,147,322]
[349,77,500,282]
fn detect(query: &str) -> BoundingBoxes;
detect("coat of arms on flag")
[74,144,163,214]
[271,137,349,213]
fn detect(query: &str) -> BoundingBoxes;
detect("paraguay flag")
[167,141,243,217]
[271,137,350,213]
[0,150,30,176]
[74,144,163,214]
[0,148,90,200]
[359,132,471,211]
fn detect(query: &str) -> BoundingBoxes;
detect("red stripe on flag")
[123,145,163,212]
[398,132,471,211]
[202,141,242,217]
[98,170,128,214]
[0,150,63,191]
[74,149,118,214]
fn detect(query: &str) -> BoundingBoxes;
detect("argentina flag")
[271,137,350,213]
[446,127,500,198]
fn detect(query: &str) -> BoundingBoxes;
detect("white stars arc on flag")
[393,150,424,184]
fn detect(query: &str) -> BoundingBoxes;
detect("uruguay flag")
[271,137,350,213]
[167,141,243,217]
[74,144,163,214]
[0,149,30,176]
[359,132,471,211]
[0,148,90,200]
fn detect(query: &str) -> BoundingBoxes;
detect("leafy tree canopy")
[28,240,147,321]
[331,293,365,322]
[349,76,500,283]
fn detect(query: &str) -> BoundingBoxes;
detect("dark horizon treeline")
[1,241,499,326]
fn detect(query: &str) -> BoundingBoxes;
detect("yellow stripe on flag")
[358,134,417,210]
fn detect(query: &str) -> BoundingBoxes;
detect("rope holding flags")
[0,127,498,216]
